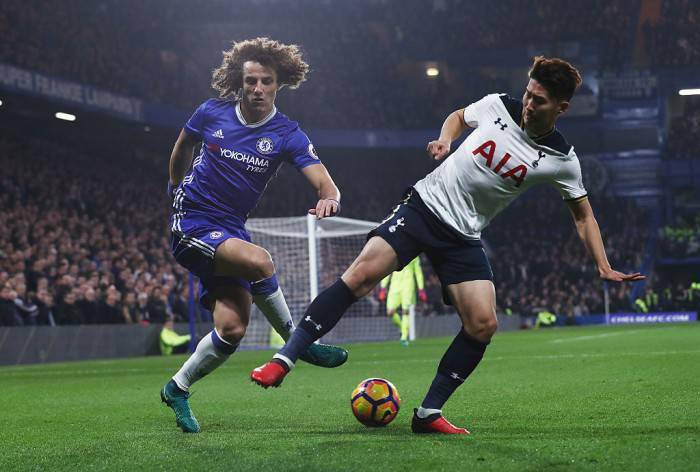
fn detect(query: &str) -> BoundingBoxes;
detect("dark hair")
[528,56,582,102]
[212,37,309,100]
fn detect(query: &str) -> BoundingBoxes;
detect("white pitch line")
[549,330,645,343]
[3,349,700,377]
[549,325,683,343]
[350,349,700,365]
[486,349,700,362]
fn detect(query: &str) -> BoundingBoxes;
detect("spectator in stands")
[13,281,39,325]
[147,287,169,324]
[54,291,83,325]
[97,286,124,324]
[35,288,55,326]
[77,287,99,324]
[134,292,151,324]
[1,285,22,326]
[121,292,137,324]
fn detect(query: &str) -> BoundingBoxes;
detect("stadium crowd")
[1,0,645,130]
[643,0,700,68]
[659,213,700,259]
[1,0,698,327]
[666,96,700,160]
[2,129,696,328]
[0,135,189,327]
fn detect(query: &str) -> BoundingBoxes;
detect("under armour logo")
[494,117,508,131]
[450,372,466,382]
[388,217,405,233]
[532,150,546,168]
[304,315,322,331]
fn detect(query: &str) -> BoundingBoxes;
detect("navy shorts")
[368,188,494,305]
[171,210,251,308]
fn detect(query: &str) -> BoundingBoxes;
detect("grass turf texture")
[2,324,699,471]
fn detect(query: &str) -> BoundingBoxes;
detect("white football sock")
[272,353,295,370]
[172,329,237,391]
[253,287,295,341]
[417,406,442,419]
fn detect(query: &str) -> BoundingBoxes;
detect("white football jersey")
[414,93,587,240]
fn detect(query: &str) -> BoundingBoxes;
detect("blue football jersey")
[175,98,321,227]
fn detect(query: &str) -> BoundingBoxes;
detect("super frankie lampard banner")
[0,62,143,121]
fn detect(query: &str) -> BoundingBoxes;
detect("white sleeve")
[552,152,588,200]
[462,94,497,128]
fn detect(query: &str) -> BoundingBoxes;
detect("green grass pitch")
[2,323,699,471]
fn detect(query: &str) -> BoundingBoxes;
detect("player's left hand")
[599,268,646,282]
[309,198,340,219]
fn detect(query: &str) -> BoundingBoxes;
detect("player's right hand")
[377,287,387,301]
[426,139,451,161]
[308,198,340,219]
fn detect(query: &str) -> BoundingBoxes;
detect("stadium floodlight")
[55,112,76,121]
[0,99,3,106]
[678,88,700,96]
[425,66,440,77]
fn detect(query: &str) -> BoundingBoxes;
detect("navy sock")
[278,278,356,363]
[421,330,489,410]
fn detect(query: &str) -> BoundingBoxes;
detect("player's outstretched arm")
[301,164,340,219]
[169,129,201,186]
[426,108,469,161]
[566,197,646,282]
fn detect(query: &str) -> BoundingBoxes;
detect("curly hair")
[528,56,582,102]
[211,37,309,100]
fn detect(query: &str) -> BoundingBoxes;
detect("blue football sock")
[421,330,488,410]
[278,278,356,364]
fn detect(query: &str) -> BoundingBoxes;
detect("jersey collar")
[235,102,277,128]
[497,99,569,158]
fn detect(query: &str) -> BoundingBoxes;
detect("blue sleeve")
[184,100,209,139]
[284,127,321,170]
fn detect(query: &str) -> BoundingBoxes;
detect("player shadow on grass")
[198,422,421,437]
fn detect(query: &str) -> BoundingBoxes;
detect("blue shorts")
[368,188,494,305]
[171,211,251,308]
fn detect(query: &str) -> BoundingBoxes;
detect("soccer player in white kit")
[252,57,645,434]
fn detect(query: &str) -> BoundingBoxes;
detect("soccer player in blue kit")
[160,38,347,433]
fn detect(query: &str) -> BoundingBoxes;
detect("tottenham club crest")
[531,150,546,168]
[256,137,274,155]
[388,217,405,233]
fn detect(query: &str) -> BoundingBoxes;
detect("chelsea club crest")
[256,137,274,154]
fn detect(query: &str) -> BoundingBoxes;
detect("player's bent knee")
[251,249,275,280]
[342,263,381,298]
[464,313,498,342]
[217,323,247,344]
[483,316,498,337]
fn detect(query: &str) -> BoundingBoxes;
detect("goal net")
[236,215,413,348]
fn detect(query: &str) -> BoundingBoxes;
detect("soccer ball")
[350,378,401,427]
